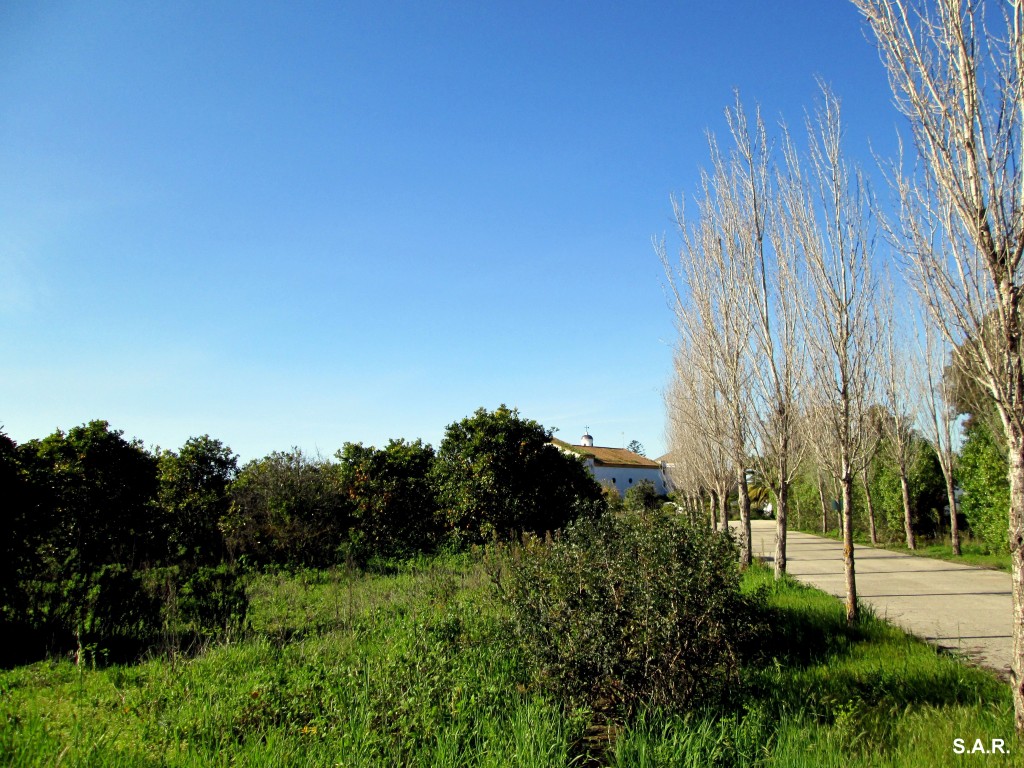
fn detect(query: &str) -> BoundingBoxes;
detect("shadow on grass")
[741,566,1008,721]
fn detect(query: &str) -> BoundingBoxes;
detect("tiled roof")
[552,438,662,468]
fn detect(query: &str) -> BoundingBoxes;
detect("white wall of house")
[587,461,667,497]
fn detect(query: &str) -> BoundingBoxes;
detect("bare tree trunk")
[833,476,842,532]
[842,465,858,625]
[945,470,961,556]
[1010,432,1024,732]
[709,490,719,532]
[861,466,878,545]
[718,488,728,531]
[737,467,752,568]
[899,466,916,550]
[818,476,828,533]
[919,321,958,555]
[775,478,789,577]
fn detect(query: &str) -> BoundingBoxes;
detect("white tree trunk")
[899,466,916,550]
[1008,430,1024,731]
[945,468,961,556]
[842,463,859,625]
[775,477,789,577]
[737,466,752,568]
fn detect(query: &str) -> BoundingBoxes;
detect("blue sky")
[1,1,898,462]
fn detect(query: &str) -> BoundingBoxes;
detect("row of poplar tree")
[664,0,1024,734]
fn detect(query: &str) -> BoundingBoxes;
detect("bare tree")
[878,283,923,549]
[661,129,758,567]
[726,101,807,578]
[918,318,963,555]
[817,469,830,533]
[858,403,886,545]
[785,87,880,624]
[665,343,734,531]
[853,0,1024,727]
[664,366,708,525]
[804,402,843,534]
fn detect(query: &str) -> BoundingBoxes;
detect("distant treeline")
[0,405,604,666]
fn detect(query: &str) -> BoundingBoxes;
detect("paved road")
[740,519,1014,678]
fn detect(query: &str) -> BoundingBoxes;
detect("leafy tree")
[0,431,37,660]
[785,461,826,534]
[626,439,646,457]
[19,421,160,575]
[431,406,603,545]
[337,438,438,561]
[16,421,161,660]
[935,332,1006,554]
[223,449,348,568]
[158,436,238,566]
[3,424,246,663]
[870,437,945,542]
[959,421,1011,554]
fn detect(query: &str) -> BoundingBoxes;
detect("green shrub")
[175,564,249,643]
[500,512,755,717]
[22,563,250,664]
[601,481,624,512]
[624,479,660,513]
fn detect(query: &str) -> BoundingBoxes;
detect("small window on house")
[612,477,616,484]
[629,478,633,484]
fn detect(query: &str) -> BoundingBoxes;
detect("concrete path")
[741,519,1014,678]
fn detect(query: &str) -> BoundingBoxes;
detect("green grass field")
[1,554,1019,766]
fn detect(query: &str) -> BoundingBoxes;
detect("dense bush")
[499,511,756,717]
[41,563,162,663]
[337,438,439,563]
[18,562,249,665]
[0,425,251,665]
[222,449,349,568]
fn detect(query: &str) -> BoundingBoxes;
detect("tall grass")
[0,554,574,767]
[1,553,1019,766]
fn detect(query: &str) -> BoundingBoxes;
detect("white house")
[656,452,677,494]
[552,432,668,497]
